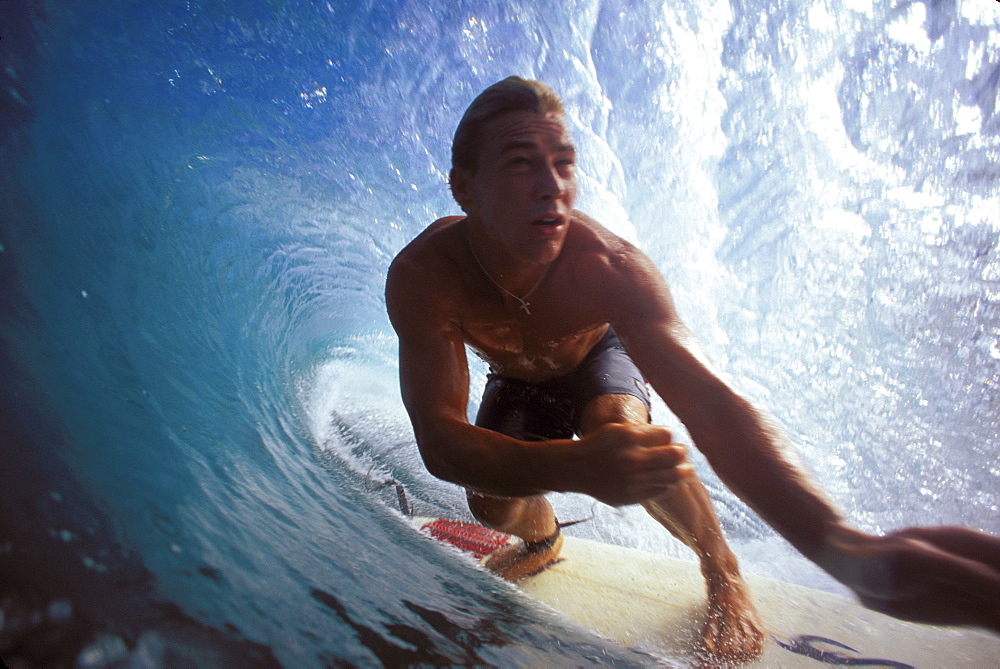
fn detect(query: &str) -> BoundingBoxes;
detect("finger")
[893,526,1000,571]
[917,545,1000,601]
[628,424,675,447]
[660,461,695,481]
[636,444,689,470]
[883,537,1000,607]
[639,460,696,484]
[859,589,1000,633]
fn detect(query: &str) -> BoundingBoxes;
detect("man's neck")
[464,218,552,299]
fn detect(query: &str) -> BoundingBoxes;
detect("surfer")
[385,76,1000,658]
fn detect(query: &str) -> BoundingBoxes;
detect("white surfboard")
[416,517,1000,667]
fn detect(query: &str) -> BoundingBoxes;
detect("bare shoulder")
[386,216,466,326]
[566,212,661,282]
[562,211,676,323]
[389,216,464,271]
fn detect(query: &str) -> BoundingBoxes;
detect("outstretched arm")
[617,312,844,559]
[609,247,1000,632]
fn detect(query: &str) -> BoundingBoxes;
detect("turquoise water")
[1,0,998,665]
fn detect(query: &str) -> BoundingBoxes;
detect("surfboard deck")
[416,517,1000,667]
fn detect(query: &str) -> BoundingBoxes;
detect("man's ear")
[449,168,474,213]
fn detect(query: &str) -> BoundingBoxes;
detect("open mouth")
[532,217,562,228]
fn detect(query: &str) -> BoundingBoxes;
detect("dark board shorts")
[474,327,651,441]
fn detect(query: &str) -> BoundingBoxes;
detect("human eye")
[505,155,533,171]
[556,154,576,174]
[556,147,576,165]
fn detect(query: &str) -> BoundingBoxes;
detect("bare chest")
[458,293,607,380]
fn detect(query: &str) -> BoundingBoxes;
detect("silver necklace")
[466,232,549,316]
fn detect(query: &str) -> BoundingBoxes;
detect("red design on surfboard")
[420,519,510,558]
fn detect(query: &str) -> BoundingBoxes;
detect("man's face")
[453,110,577,266]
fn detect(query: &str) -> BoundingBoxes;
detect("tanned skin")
[386,110,1000,658]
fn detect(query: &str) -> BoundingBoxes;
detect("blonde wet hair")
[450,76,564,176]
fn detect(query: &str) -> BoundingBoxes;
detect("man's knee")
[467,491,555,539]
[467,491,521,528]
[579,393,649,435]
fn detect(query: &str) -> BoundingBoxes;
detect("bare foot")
[700,575,766,662]
[483,530,564,581]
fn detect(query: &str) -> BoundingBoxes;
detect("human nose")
[536,164,567,201]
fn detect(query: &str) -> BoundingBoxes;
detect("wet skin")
[386,110,1000,650]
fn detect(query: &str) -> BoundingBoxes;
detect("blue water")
[1,0,998,666]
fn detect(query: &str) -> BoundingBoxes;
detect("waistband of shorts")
[486,326,619,381]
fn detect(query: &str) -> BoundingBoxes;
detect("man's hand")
[572,423,695,507]
[821,525,1000,633]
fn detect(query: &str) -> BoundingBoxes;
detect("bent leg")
[467,491,563,581]
[467,491,557,541]
[468,373,572,580]
[579,394,765,662]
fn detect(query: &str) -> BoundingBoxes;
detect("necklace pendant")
[466,229,545,318]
